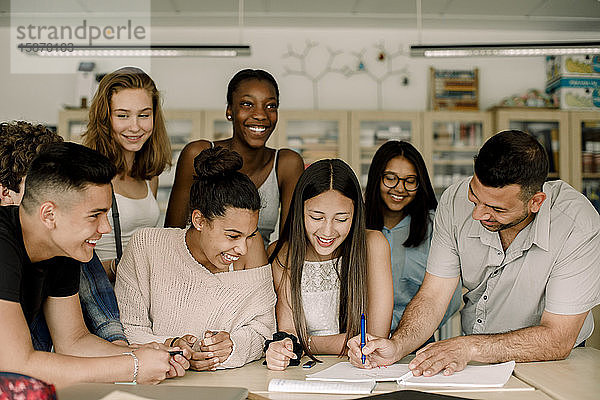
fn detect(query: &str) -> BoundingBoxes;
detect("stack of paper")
[306,361,516,388]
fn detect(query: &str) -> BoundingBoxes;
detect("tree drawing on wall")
[340,42,409,110]
[282,40,346,109]
[282,40,409,110]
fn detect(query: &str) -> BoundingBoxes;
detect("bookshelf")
[277,110,349,167]
[349,111,421,187]
[494,108,569,182]
[430,68,479,111]
[423,111,492,197]
[570,111,600,213]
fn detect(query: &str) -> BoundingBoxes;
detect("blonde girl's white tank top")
[95,181,160,261]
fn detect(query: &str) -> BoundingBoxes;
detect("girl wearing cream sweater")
[115,147,276,370]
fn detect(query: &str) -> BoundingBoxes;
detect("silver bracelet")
[123,351,139,384]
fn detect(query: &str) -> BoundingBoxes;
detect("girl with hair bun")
[165,69,304,248]
[115,147,276,371]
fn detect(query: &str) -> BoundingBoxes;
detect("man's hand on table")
[409,336,474,377]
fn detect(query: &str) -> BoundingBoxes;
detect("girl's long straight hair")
[269,159,367,360]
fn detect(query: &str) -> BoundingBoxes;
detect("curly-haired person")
[0,121,63,205]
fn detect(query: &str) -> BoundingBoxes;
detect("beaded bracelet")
[123,351,139,384]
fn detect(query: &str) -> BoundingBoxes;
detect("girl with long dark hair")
[265,159,393,370]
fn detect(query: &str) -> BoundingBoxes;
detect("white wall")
[1,25,599,125]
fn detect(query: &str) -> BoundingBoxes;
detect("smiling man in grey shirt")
[348,130,600,376]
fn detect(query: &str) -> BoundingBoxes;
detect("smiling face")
[304,189,354,260]
[110,88,154,156]
[468,174,533,233]
[190,207,259,273]
[226,78,278,148]
[49,184,112,262]
[379,156,418,219]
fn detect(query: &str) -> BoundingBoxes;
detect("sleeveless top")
[257,152,280,247]
[210,142,280,248]
[95,181,160,261]
[301,258,340,336]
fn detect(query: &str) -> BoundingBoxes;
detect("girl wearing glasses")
[264,159,393,370]
[364,141,461,339]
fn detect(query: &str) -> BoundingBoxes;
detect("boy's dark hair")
[0,121,63,192]
[364,140,437,247]
[474,130,549,200]
[21,142,116,212]
[189,146,261,220]
[226,69,279,105]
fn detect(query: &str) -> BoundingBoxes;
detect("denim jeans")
[30,252,127,351]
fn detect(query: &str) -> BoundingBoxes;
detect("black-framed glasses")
[382,173,419,191]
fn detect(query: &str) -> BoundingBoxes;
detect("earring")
[195,226,201,231]
[227,116,232,120]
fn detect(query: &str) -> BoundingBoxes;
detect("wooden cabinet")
[277,110,348,167]
[58,109,203,224]
[423,111,492,196]
[494,108,570,182]
[58,109,88,142]
[60,108,600,209]
[349,111,421,187]
[157,110,203,225]
[570,111,600,213]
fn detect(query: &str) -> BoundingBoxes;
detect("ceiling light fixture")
[27,45,251,57]
[410,41,600,57]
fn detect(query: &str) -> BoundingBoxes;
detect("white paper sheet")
[306,361,412,382]
[401,361,516,388]
[268,379,376,394]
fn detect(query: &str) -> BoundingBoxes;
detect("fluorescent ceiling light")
[26,45,251,57]
[410,42,600,57]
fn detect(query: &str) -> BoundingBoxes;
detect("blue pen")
[360,313,366,364]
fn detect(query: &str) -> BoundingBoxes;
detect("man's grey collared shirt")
[427,178,600,345]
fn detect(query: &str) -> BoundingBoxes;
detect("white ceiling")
[1,0,600,31]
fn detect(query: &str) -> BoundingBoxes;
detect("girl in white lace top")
[265,159,394,370]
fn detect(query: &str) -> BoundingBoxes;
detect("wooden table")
[513,347,600,400]
[163,355,551,400]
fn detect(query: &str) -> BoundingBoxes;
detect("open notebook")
[306,361,516,388]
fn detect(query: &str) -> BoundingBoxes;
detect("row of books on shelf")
[433,123,482,147]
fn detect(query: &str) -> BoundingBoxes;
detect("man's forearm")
[391,295,446,359]
[467,325,575,363]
